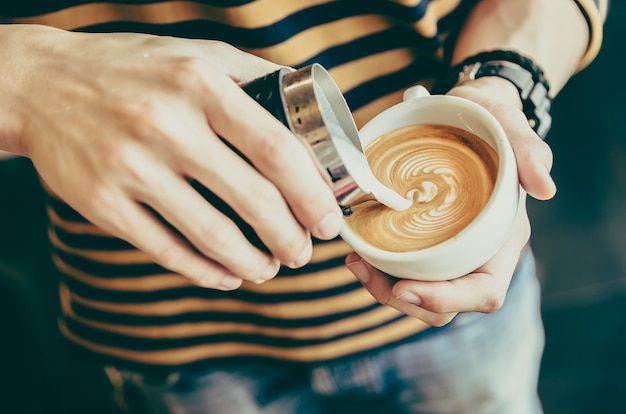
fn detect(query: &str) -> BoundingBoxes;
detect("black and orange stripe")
[1,0,606,370]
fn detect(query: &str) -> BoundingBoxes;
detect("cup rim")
[340,94,518,260]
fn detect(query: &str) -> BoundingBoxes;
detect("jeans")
[112,249,544,414]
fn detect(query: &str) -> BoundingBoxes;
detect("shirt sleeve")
[575,0,609,70]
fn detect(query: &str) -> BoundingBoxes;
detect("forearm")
[453,0,590,96]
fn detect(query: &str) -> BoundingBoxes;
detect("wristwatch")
[433,50,552,140]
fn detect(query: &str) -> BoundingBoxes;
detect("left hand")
[346,77,556,326]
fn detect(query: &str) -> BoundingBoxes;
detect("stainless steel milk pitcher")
[241,63,374,216]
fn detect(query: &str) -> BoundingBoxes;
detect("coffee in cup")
[345,123,499,252]
[340,86,519,281]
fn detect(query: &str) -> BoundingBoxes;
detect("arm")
[0,24,344,289]
[448,0,593,201]
[347,0,605,325]
[453,0,591,95]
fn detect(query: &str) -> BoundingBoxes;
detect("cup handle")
[402,85,430,102]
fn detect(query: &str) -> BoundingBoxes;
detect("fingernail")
[260,259,280,281]
[220,274,243,291]
[317,212,343,239]
[397,291,421,306]
[346,259,369,283]
[291,243,312,268]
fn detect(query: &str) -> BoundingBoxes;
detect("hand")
[346,77,556,326]
[2,26,343,290]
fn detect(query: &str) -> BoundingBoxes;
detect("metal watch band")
[432,50,553,140]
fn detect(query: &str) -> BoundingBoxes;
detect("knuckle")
[245,181,283,217]
[82,186,125,230]
[425,295,452,314]
[127,100,172,140]
[257,132,295,168]
[117,100,182,152]
[238,182,308,263]
[154,242,188,272]
[167,57,210,91]
[482,289,506,313]
[133,99,167,126]
[194,221,236,256]
[299,187,333,216]
[111,143,140,169]
[107,144,154,188]
[83,184,115,213]
[114,95,164,127]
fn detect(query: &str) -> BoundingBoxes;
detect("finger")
[491,105,557,200]
[179,129,313,269]
[200,77,344,241]
[392,197,530,315]
[115,85,312,270]
[345,253,458,326]
[130,155,284,281]
[447,84,556,201]
[201,41,284,84]
[96,193,245,291]
[392,273,506,317]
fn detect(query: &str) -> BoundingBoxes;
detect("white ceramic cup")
[340,86,520,281]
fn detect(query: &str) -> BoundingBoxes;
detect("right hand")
[0,25,344,290]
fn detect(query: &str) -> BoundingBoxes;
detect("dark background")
[529,2,626,412]
[1,4,625,413]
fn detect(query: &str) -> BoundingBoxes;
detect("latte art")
[346,124,498,252]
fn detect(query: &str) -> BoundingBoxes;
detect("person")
[0,0,607,413]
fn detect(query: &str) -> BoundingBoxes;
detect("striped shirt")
[1,0,607,372]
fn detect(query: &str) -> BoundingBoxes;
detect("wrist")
[432,50,552,139]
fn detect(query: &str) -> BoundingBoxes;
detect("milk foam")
[345,124,498,252]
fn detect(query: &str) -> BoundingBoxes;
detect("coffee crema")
[346,124,498,252]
